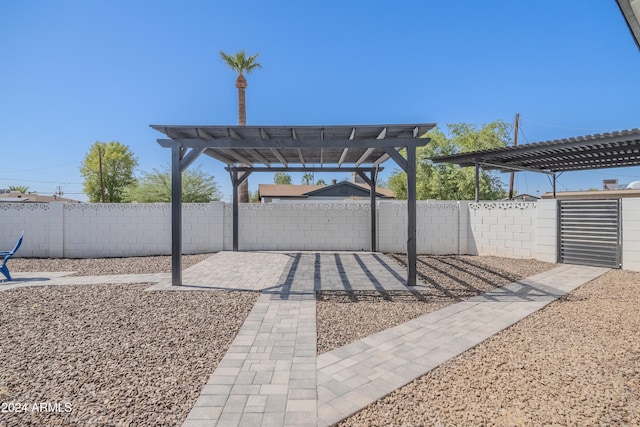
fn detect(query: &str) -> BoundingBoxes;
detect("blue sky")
[1,0,639,202]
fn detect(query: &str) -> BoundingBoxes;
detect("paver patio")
[0,252,609,426]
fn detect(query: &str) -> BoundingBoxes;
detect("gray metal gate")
[559,200,621,268]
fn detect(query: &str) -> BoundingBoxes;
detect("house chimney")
[332,179,337,185]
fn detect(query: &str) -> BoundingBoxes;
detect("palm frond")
[219,49,261,74]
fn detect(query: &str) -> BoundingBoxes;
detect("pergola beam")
[355,148,376,167]
[245,149,272,167]
[270,148,288,166]
[384,147,408,172]
[338,148,349,166]
[227,166,384,173]
[157,138,429,150]
[219,148,253,165]
[178,148,204,173]
[203,148,236,165]
[481,162,556,175]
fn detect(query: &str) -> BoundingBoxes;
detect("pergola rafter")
[153,124,435,287]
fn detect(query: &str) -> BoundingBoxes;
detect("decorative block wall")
[4,199,640,271]
[467,201,537,258]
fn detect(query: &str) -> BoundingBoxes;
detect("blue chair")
[0,231,24,282]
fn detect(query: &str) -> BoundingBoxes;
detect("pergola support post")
[232,168,239,251]
[407,146,417,286]
[229,167,252,252]
[474,162,480,202]
[171,147,183,286]
[357,168,379,252]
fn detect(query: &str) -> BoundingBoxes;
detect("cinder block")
[505,240,522,249]
[514,216,532,226]
[490,224,506,233]
[622,258,640,272]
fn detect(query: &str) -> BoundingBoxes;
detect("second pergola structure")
[152,124,435,286]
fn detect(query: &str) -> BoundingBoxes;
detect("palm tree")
[301,173,314,185]
[220,50,262,203]
[8,185,29,193]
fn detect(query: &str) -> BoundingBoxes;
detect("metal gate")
[559,200,621,268]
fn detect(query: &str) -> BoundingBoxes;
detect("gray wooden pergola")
[429,128,640,201]
[151,124,434,287]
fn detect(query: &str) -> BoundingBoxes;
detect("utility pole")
[98,146,106,203]
[508,113,519,200]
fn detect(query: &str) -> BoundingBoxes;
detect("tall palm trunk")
[236,73,249,203]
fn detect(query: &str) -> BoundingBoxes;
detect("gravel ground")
[338,268,640,426]
[0,284,258,426]
[7,254,213,276]
[317,255,555,354]
[5,254,636,426]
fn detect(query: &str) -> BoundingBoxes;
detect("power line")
[0,177,82,184]
[1,161,81,173]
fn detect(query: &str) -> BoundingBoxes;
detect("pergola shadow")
[262,252,425,301]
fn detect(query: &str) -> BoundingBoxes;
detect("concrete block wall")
[535,199,558,263]
[622,199,640,271]
[0,203,56,257]
[467,201,537,258]
[223,202,371,251]
[378,201,462,254]
[18,199,640,270]
[0,202,224,258]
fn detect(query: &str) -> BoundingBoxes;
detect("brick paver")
[315,264,608,426]
[1,253,609,427]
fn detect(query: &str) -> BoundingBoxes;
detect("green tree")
[124,166,222,203]
[273,172,292,185]
[315,179,327,185]
[220,49,262,203]
[80,141,137,202]
[388,121,509,200]
[8,185,29,193]
[248,191,261,203]
[301,173,314,185]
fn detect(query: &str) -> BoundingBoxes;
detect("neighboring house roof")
[0,192,80,203]
[540,189,640,200]
[259,184,326,198]
[507,194,539,201]
[305,182,394,198]
[258,183,394,199]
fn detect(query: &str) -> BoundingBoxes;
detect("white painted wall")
[622,198,640,271]
[378,201,462,254]
[467,201,537,258]
[535,199,558,263]
[2,199,638,271]
[0,202,224,258]
[223,202,370,251]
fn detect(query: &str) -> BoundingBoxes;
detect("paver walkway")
[1,252,609,427]
[177,253,607,427]
[315,264,606,426]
